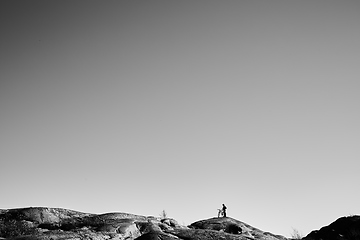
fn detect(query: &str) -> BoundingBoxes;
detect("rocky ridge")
[0,207,287,240]
[303,215,360,240]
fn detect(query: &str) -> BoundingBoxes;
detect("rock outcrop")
[0,207,287,240]
[303,215,360,240]
[189,217,287,240]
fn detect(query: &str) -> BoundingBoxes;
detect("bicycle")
[217,209,225,217]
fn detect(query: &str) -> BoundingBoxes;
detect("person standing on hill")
[222,204,227,217]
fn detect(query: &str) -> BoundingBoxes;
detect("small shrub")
[159,210,167,219]
[291,228,303,239]
[0,220,37,238]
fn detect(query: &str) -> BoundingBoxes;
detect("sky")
[1,0,360,237]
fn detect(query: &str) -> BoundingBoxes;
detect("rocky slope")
[303,215,360,240]
[0,207,287,240]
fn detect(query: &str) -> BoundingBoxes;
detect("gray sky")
[1,0,360,237]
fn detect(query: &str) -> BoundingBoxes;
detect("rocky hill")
[0,207,287,240]
[303,215,360,240]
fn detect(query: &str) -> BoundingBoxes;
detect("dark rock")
[303,215,360,240]
[226,223,242,234]
[135,231,179,240]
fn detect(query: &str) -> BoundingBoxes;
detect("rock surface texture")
[0,207,287,240]
[303,215,360,240]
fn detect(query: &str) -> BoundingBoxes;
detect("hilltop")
[303,215,360,240]
[0,207,287,240]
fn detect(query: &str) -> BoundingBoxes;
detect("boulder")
[189,217,286,240]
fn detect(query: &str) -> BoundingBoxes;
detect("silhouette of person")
[222,204,227,217]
